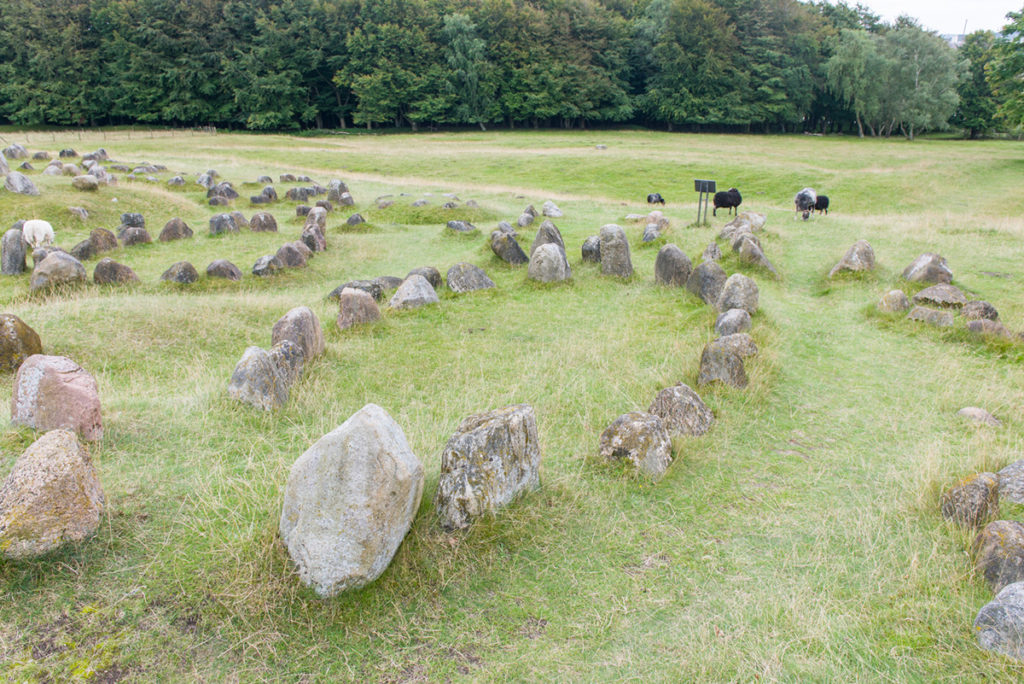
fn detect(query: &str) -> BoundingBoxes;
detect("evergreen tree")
[988,9,1024,130]
[952,31,999,138]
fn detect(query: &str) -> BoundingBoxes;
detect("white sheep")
[21,219,55,249]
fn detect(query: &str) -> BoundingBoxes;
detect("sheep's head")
[802,210,810,220]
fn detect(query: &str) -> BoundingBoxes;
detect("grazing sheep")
[815,195,830,215]
[21,219,55,249]
[794,188,817,220]
[712,188,742,216]
[647,193,665,205]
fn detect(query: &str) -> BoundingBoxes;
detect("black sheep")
[815,195,829,215]
[712,188,741,216]
[647,193,665,205]
[794,187,817,220]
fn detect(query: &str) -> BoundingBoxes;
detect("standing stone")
[599,224,632,278]
[599,412,672,480]
[346,213,365,226]
[902,253,953,284]
[491,231,528,265]
[327,179,348,204]
[305,207,328,231]
[581,236,601,263]
[715,309,752,337]
[434,404,541,530]
[121,226,152,246]
[279,404,425,597]
[206,260,242,281]
[716,273,759,314]
[446,262,495,293]
[686,260,727,305]
[712,333,758,359]
[528,243,571,283]
[272,307,324,361]
[276,243,308,268]
[975,520,1024,592]
[962,301,999,321]
[4,172,39,196]
[998,461,1024,505]
[0,151,7,175]
[227,343,304,411]
[0,314,42,371]
[29,253,87,292]
[389,274,438,309]
[736,237,778,275]
[209,213,238,235]
[301,224,326,252]
[120,212,145,228]
[0,430,104,559]
[89,229,118,254]
[941,472,999,528]
[2,229,26,275]
[159,218,193,242]
[541,200,563,218]
[72,175,99,191]
[336,288,381,330]
[157,262,197,285]
[642,224,661,242]
[878,290,911,312]
[975,581,1024,661]
[517,213,534,228]
[11,355,102,441]
[330,279,383,302]
[654,244,692,287]
[648,383,714,438]
[93,258,139,284]
[698,343,748,389]
[702,242,722,262]
[406,267,441,290]
[529,220,566,259]
[252,255,283,277]
[828,240,876,277]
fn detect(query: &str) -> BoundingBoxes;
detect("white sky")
[845,0,1021,34]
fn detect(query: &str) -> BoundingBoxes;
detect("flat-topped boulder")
[912,283,967,308]
[447,262,495,293]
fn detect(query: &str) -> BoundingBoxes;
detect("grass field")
[1,128,1023,681]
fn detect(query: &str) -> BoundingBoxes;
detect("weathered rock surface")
[702,242,722,262]
[0,314,42,371]
[2,229,26,275]
[160,261,199,284]
[434,404,541,530]
[975,520,1024,592]
[975,581,1024,661]
[906,306,954,327]
[276,242,308,269]
[687,260,727,305]
[941,472,999,528]
[912,283,967,309]
[301,224,326,252]
[446,220,477,234]
[279,404,424,597]
[248,212,278,233]
[599,412,672,479]
[698,343,748,388]
[11,355,102,440]
[336,288,381,330]
[998,461,1024,505]
[406,267,441,290]
[541,200,563,218]
[89,228,118,254]
[828,240,875,277]
[581,235,601,263]
[878,290,911,312]
[528,243,571,282]
[389,274,439,309]
[491,230,528,265]
[716,273,759,314]
[655,244,692,287]
[599,224,632,278]
[71,175,99,191]
[209,213,239,235]
[966,319,1013,339]
[121,226,152,246]
[736,236,778,275]
[206,259,242,281]
[961,300,999,321]
[30,252,87,292]
[374,275,403,292]
[158,218,192,242]
[902,253,952,284]
[712,333,759,359]
[252,255,283,277]
[648,383,714,438]
[93,258,139,284]
[272,306,324,361]
[227,342,305,411]
[446,262,495,293]
[0,430,104,559]
[330,279,382,302]
[5,172,39,196]
[715,308,752,337]
[530,220,566,259]
[958,407,1001,427]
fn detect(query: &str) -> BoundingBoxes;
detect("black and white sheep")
[712,188,742,216]
[814,195,829,215]
[647,193,665,205]
[794,187,817,220]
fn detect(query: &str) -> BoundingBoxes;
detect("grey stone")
[167,176,185,187]
[998,461,1024,505]
[975,520,1024,592]
[541,200,563,218]
[966,319,1013,339]
[736,236,778,275]
[406,266,441,290]
[272,306,324,361]
[941,472,999,528]
[687,260,727,305]
[642,224,661,242]
[529,221,566,259]
[517,213,534,228]
[446,220,476,233]
[2,229,26,275]
[305,207,328,231]
[301,225,326,252]
[375,276,403,291]
[906,306,954,327]
[206,259,242,281]
[227,342,305,411]
[913,283,967,308]
[71,175,99,191]
[491,231,528,265]
[702,242,722,262]
[30,253,86,291]
[716,273,759,314]
[121,226,152,246]
[878,290,911,312]
[958,407,1001,427]
[599,224,632,278]
[434,404,541,530]
[276,242,308,269]
[330,280,382,302]
[975,581,1024,661]
[389,274,439,309]
[4,172,39,196]
[120,212,145,228]
[714,309,751,337]
[160,261,198,284]
[447,263,495,293]
[346,213,365,226]
[0,151,7,175]
[528,243,571,282]
[962,301,999,321]
[327,179,349,204]
[581,236,601,263]
[711,333,758,359]
[209,213,239,235]
[0,314,42,371]
[229,211,249,230]
[698,343,748,388]
[296,205,312,217]
[648,383,714,438]
[67,206,88,220]
[3,143,27,159]
[599,412,672,480]
[828,240,875,277]
[159,218,193,242]
[279,404,424,597]
[93,258,139,284]
[654,244,692,287]
[336,288,382,330]
[902,253,952,284]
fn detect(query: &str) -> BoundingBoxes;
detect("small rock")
[902,253,952,284]
[648,383,714,438]
[997,461,1024,505]
[209,213,239,235]
[906,306,954,327]
[828,240,875,277]
[11,355,102,440]
[958,407,1001,427]
[120,212,145,228]
[446,263,495,293]
[581,236,601,263]
[206,260,242,281]
[346,213,365,226]
[121,226,152,246]
[375,276,403,291]
[305,207,327,231]
[446,220,476,233]
[974,520,1024,592]
[599,412,672,480]
[272,307,324,361]
[491,231,528,265]
[965,319,1013,339]
[93,258,139,284]
[159,218,193,242]
[160,261,199,284]
[736,236,778,275]
[406,267,441,290]
[711,333,758,359]
[962,300,999,321]
[389,274,439,309]
[227,343,304,411]
[715,309,751,337]
[229,211,249,230]
[642,224,661,242]
[89,229,118,254]
[71,175,99,191]
[529,221,566,259]
[0,314,42,371]
[877,290,911,312]
[330,280,383,302]
[702,242,722,262]
[336,288,382,330]
[541,201,563,218]
[941,472,999,528]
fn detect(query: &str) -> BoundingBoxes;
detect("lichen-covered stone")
[0,430,104,559]
[528,243,571,282]
[975,520,1024,593]
[906,306,953,327]
[966,319,1012,339]
[941,472,999,528]
[271,306,324,361]
[159,218,193,242]
[716,273,759,314]
[714,309,751,337]
[93,258,139,284]
[648,383,714,438]
[279,404,424,597]
[446,262,494,293]
[491,230,528,265]
[227,342,304,411]
[687,260,727,306]
[336,288,381,330]
[599,224,632,278]
[0,314,42,371]
[389,274,439,309]
[975,581,1024,661]
[998,461,1024,505]
[877,289,911,312]
[655,244,692,287]
[912,283,967,309]
[11,354,102,441]
[252,255,283,277]
[711,333,758,359]
[962,300,999,321]
[698,343,748,389]
[828,240,875,278]
[902,253,952,284]
[29,252,87,292]
[434,404,541,530]
[160,261,199,284]
[599,412,672,480]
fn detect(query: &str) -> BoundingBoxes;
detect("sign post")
[694,179,716,225]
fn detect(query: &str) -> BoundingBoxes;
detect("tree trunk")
[478,121,486,131]
[855,112,864,138]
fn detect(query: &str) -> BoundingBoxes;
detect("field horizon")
[1,129,1023,681]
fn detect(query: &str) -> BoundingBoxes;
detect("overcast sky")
[846,0,1020,34]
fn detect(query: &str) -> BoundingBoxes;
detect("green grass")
[1,129,1024,681]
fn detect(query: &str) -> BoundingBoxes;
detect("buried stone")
[253,255,284,277]
[715,308,751,337]
[599,412,672,480]
[161,261,199,284]
[648,383,714,438]
[941,472,999,528]
[227,341,305,411]
[206,259,242,281]
[974,520,1024,593]
[336,288,381,330]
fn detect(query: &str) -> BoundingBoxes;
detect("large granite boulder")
[902,253,952,284]
[648,383,714,438]
[30,252,87,292]
[654,244,692,287]
[687,260,727,305]
[434,404,541,530]
[72,175,99,191]
[2,228,26,275]
[716,273,759,314]
[227,341,305,411]
[159,218,193,242]
[599,224,632,278]
[336,287,381,330]
[406,267,441,290]
[301,224,326,252]
[599,412,672,480]
[4,172,39,196]
[962,301,999,321]
[11,355,102,441]
[0,430,104,559]
[975,581,1024,661]
[160,261,199,284]
[912,283,967,309]
[389,274,439,310]
[276,242,308,269]
[447,262,495,293]
[279,404,424,597]
[528,243,571,283]
[698,343,748,389]
[0,314,42,371]
[941,472,999,528]
[93,258,139,284]
[272,306,324,361]
[828,240,875,277]
[975,520,1024,592]
[491,230,528,265]
[206,259,242,281]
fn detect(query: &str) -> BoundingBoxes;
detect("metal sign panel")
[694,179,716,193]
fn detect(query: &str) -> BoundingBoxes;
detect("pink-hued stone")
[11,355,102,441]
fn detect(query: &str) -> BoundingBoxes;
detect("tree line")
[0,0,1021,138]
